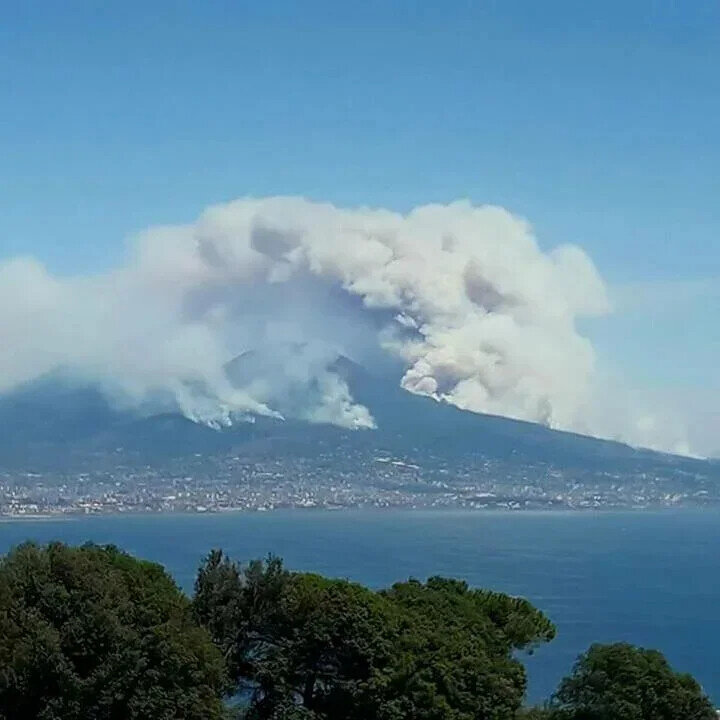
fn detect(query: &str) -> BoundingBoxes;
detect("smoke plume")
[1,196,687,451]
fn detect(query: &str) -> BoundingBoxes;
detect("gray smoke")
[0,196,691,452]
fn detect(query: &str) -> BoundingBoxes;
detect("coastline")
[2,504,718,523]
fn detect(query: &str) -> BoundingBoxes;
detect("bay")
[1,509,718,704]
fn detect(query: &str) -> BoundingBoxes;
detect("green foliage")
[515,709,553,720]
[4,543,715,720]
[193,550,292,689]
[376,577,556,720]
[550,642,716,720]
[194,553,394,719]
[193,553,557,720]
[0,542,227,720]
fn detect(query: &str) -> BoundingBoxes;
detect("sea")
[1,509,718,704]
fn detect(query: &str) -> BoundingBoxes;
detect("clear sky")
[1,1,718,452]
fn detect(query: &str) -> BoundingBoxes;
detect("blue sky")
[1,1,718,450]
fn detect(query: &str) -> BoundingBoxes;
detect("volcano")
[0,355,717,485]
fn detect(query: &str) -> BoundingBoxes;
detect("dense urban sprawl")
[2,446,718,516]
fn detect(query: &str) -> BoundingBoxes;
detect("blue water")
[1,509,718,704]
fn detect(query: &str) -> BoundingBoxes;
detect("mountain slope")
[0,362,716,481]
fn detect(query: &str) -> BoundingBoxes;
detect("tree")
[550,642,716,720]
[194,552,394,719]
[515,709,553,720]
[0,542,227,720]
[193,553,556,720]
[377,577,556,720]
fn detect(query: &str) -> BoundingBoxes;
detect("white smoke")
[0,196,691,451]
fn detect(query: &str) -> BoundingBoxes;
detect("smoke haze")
[0,196,698,455]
